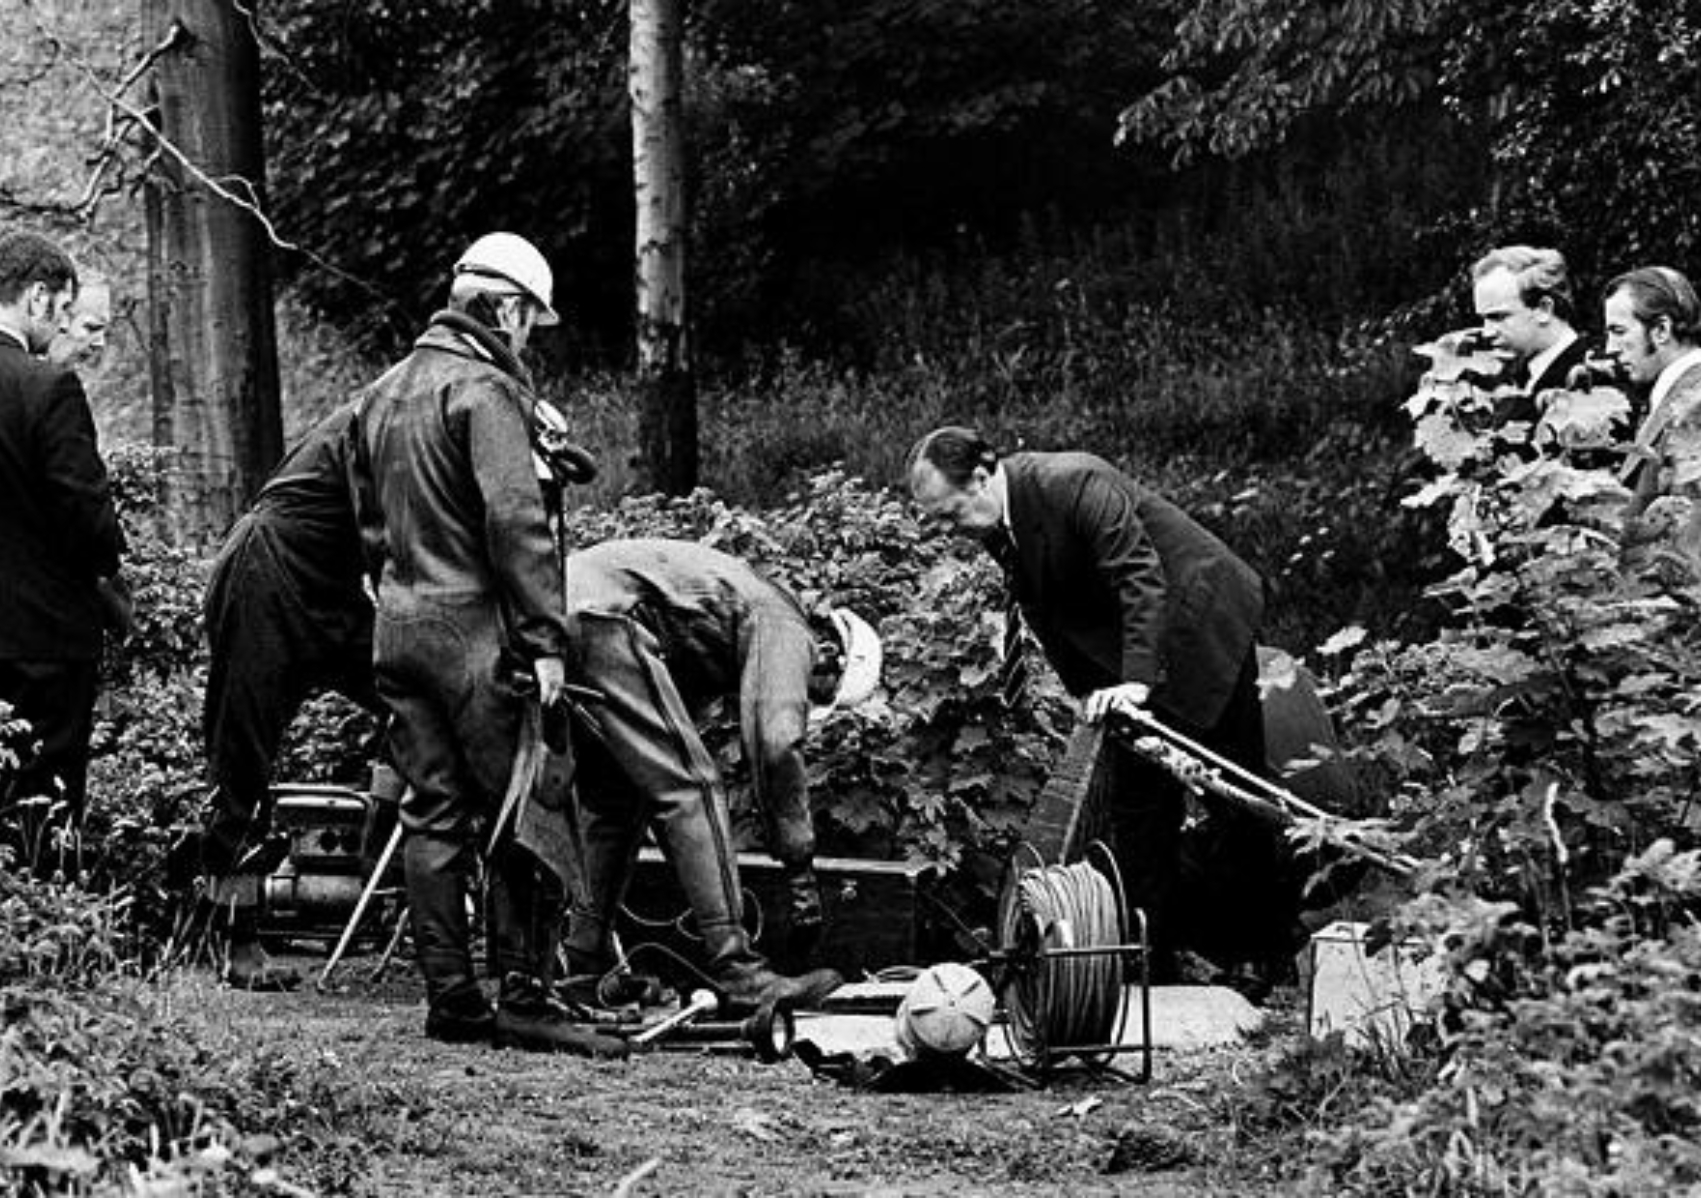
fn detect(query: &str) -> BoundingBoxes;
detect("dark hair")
[1604,266,1701,344]
[1471,245,1576,323]
[0,231,78,306]
[905,425,999,486]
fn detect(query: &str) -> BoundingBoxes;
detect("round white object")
[894,962,995,1058]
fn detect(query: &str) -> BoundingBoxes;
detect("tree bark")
[143,0,281,543]
[629,0,697,495]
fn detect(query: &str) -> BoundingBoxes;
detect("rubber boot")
[561,782,654,1009]
[494,972,631,1058]
[485,842,565,986]
[405,832,494,1042]
[662,808,842,1016]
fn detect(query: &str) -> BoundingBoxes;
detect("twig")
[612,1157,661,1198]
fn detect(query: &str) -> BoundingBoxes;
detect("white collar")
[1524,329,1578,389]
[0,325,29,352]
[989,464,1013,535]
[1650,346,1701,412]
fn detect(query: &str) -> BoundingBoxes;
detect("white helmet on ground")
[453,232,560,326]
[894,962,996,1059]
[810,607,882,721]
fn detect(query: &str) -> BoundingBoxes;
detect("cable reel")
[993,839,1151,1080]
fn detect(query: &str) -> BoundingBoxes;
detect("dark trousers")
[202,521,376,873]
[1107,645,1300,968]
[376,594,536,1003]
[0,656,98,874]
[564,611,751,967]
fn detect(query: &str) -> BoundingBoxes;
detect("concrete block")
[1307,920,1445,1050]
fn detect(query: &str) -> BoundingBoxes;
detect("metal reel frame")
[992,838,1151,1082]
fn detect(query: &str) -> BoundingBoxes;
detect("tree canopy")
[1120,0,1701,283]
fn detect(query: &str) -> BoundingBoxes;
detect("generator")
[255,783,403,947]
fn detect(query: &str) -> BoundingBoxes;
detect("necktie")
[985,528,1029,707]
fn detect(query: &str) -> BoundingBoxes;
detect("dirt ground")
[169,948,1304,1198]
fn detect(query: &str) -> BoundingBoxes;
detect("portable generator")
[256,783,403,947]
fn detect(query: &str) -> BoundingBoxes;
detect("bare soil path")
[171,955,1298,1198]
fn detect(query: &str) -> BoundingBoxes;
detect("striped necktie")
[985,528,1029,707]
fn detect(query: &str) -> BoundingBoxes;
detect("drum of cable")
[997,841,1129,1071]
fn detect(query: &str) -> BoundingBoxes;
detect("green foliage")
[1308,850,1701,1194]
[1120,0,1452,162]
[1448,0,1701,274]
[566,473,1071,885]
[1328,341,1701,918]
[1122,0,1701,285]
[1222,332,1701,1194]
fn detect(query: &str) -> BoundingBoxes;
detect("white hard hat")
[811,608,882,721]
[454,232,559,326]
[894,962,995,1059]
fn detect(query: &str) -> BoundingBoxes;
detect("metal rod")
[317,821,404,992]
[631,988,718,1047]
[1111,709,1422,877]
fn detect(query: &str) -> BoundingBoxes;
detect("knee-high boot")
[485,841,565,987]
[654,788,843,1016]
[487,840,629,1058]
[404,832,493,1041]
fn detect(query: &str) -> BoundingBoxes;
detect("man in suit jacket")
[1606,266,1701,570]
[907,426,1297,977]
[0,231,126,875]
[1471,245,1592,430]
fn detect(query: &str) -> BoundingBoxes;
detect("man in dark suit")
[0,231,126,876]
[1471,245,1592,429]
[907,426,1298,979]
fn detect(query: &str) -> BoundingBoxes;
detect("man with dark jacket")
[356,232,622,1056]
[1471,245,1592,430]
[197,400,381,985]
[0,231,125,875]
[907,426,1298,976]
[560,538,878,1009]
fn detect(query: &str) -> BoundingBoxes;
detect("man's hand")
[1084,681,1151,724]
[533,654,566,709]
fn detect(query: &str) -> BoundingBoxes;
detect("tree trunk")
[143,0,281,544]
[629,0,697,495]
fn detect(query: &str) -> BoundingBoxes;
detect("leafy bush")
[1308,850,1701,1195]
[1215,331,1701,1193]
[566,473,1072,892]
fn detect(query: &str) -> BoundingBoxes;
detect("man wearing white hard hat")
[354,232,623,1055]
[558,537,880,1013]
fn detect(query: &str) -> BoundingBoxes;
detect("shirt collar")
[1524,329,1578,389]
[989,463,1014,533]
[1651,346,1701,413]
[0,325,29,353]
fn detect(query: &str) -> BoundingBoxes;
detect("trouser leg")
[403,831,479,1004]
[486,840,566,985]
[1103,741,1186,966]
[571,614,750,965]
[0,657,97,878]
[570,614,841,1012]
[562,734,649,965]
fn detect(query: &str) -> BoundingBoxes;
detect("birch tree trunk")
[143,0,281,543]
[629,0,697,495]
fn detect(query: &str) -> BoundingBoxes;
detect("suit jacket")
[1620,354,1701,518]
[1493,334,1590,430]
[0,339,124,660]
[1528,333,1590,398]
[1001,451,1264,729]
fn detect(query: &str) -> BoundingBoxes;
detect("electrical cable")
[999,856,1125,1070]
